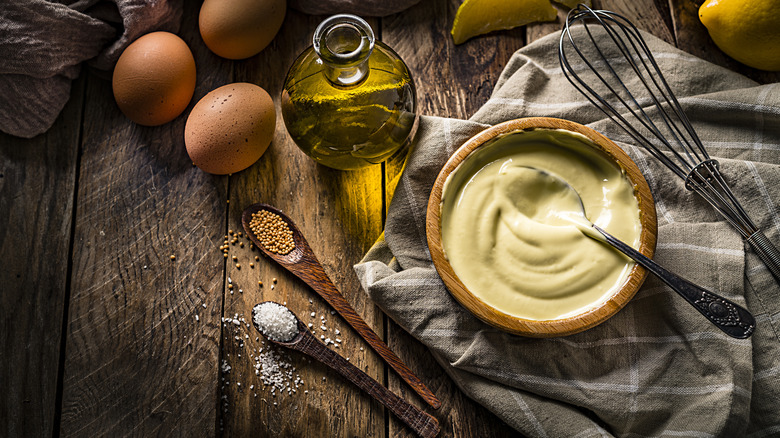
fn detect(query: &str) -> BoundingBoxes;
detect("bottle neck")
[313,14,374,87]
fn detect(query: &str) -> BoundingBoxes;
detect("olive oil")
[281,15,416,170]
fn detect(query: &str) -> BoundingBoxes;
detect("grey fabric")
[355,28,780,437]
[0,0,182,138]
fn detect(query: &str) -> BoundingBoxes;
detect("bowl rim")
[425,117,658,337]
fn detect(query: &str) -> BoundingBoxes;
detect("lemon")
[451,0,557,45]
[699,0,780,71]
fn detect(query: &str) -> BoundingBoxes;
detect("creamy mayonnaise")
[440,128,641,321]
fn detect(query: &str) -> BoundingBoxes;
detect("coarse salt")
[253,302,298,342]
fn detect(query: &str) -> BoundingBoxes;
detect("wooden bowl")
[426,117,657,337]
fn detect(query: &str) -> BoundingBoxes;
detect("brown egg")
[185,83,275,175]
[112,32,196,126]
[199,0,286,60]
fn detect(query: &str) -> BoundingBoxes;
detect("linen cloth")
[355,28,780,437]
[0,0,182,138]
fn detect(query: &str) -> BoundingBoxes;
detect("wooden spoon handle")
[296,258,441,409]
[240,203,439,409]
[294,333,440,438]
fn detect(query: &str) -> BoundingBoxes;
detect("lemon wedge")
[451,0,558,45]
[699,0,780,71]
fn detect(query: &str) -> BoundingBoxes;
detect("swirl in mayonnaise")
[440,129,641,321]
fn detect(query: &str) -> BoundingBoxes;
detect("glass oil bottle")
[281,14,417,170]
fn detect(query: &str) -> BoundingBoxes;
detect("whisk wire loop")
[559,4,780,283]
[560,6,704,178]
[590,14,686,160]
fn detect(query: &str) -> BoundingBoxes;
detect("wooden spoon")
[252,302,440,438]
[242,203,441,409]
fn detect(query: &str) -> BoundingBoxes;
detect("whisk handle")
[593,225,755,339]
[747,230,780,283]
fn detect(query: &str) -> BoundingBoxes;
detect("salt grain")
[253,302,298,342]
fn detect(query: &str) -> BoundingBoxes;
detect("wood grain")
[3,0,774,436]
[0,75,84,438]
[58,2,228,435]
[241,203,440,409]
[530,1,674,46]
[219,10,388,437]
[381,0,524,436]
[425,118,657,337]
[261,317,440,438]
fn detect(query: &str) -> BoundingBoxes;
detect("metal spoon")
[241,203,441,409]
[516,166,755,339]
[251,302,440,438]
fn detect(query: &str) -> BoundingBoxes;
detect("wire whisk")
[558,5,780,283]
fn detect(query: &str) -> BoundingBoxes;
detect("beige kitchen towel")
[0,0,182,138]
[355,27,780,437]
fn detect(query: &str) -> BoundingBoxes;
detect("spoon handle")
[296,258,442,409]
[593,225,755,338]
[291,331,440,438]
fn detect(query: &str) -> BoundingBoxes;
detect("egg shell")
[185,83,276,175]
[112,32,196,126]
[199,0,286,60]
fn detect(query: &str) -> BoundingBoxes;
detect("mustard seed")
[248,210,296,255]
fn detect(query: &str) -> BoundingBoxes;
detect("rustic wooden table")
[2,0,778,436]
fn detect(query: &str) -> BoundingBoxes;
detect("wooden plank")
[529,0,674,44]
[0,75,84,437]
[669,0,780,84]
[381,0,523,436]
[58,2,230,435]
[385,0,525,121]
[221,10,387,436]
